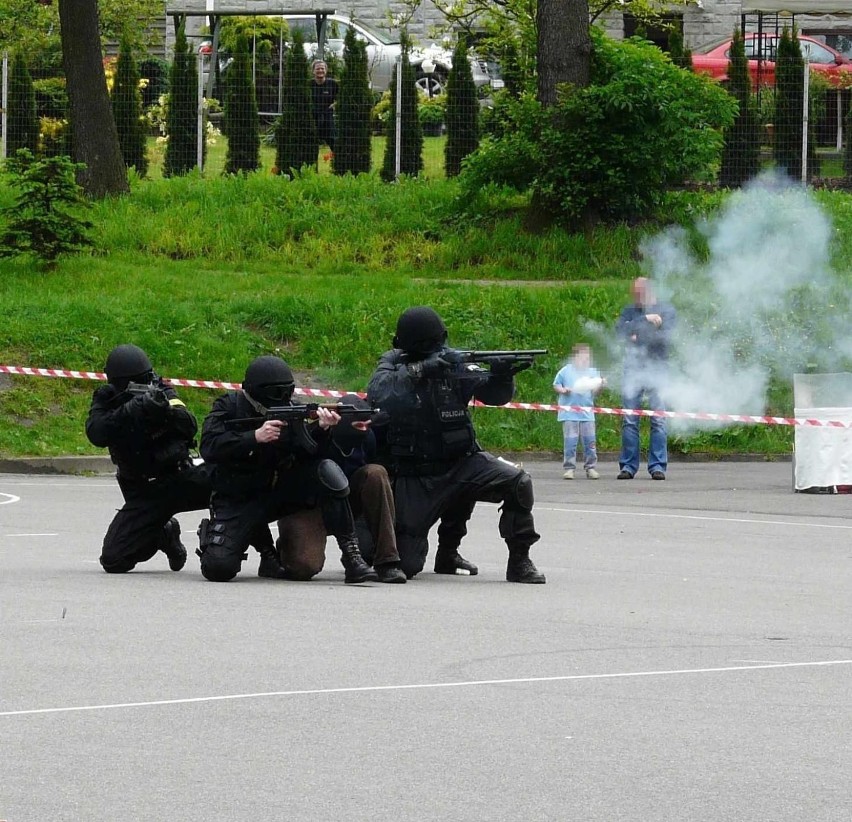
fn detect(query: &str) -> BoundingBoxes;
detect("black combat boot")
[338,536,378,583]
[506,547,546,584]
[434,548,478,576]
[257,544,289,580]
[160,518,187,572]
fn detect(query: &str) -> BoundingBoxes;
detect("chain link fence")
[2,40,851,187]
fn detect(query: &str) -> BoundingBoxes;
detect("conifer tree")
[332,26,372,175]
[223,34,260,174]
[444,39,479,178]
[381,33,423,181]
[7,53,40,156]
[111,35,148,176]
[164,23,198,177]
[719,28,760,187]
[774,27,818,181]
[668,30,693,71]
[275,30,318,175]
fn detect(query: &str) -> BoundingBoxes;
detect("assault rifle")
[127,381,164,397]
[224,402,375,455]
[455,349,548,375]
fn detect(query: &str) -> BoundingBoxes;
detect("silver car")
[283,13,493,96]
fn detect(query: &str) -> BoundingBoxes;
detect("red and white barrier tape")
[3,363,852,429]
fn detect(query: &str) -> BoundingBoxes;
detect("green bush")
[381,33,423,181]
[461,28,736,225]
[0,150,92,268]
[111,36,148,177]
[33,77,68,121]
[444,40,479,176]
[222,35,261,174]
[7,53,39,156]
[719,28,761,188]
[774,27,819,181]
[163,24,199,178]
[139,57,170,109]
[274,29,318,175]
[333,26,373,176]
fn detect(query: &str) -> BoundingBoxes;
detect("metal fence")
[1,45,850,186]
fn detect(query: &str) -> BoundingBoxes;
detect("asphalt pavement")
[1,460,850,822]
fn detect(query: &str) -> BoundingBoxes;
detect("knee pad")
[509,471,534,511]
[316,459,350,498]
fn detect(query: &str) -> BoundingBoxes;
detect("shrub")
[381,33,423,181]
[274,29,318,175]
[444,39,479,177]
[139,57,170,109]
[461,28,736,226]
[774,27,819,181]
[163,23,199,177]
[222,35,261,174]
[111,35,148,177]
[7,53,40,156]
[33,77,68,121]
[333,26,373,176]
[719,28,761,187]
[0,150,93,268]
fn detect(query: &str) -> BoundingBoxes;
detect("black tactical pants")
[199,460,355,582]
[100,464,212,573]
[391,451,541,578]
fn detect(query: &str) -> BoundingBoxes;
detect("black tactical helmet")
[242,355,295,407]
[104,344,153,388]
[393,306,448,356]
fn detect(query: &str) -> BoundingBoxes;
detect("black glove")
[490,358,531,376]
[140,388,170,422]
[419,353,454,378]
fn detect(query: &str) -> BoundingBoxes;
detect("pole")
[801,52,810,184]
[197,52,205,173]
[394,53,402,181]
[837,88,843,154]
[1,51,7,161]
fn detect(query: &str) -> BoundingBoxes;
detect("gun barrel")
[459,349,548,359]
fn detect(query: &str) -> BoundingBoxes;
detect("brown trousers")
[276,463,399,579]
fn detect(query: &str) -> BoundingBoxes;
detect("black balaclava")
[332,393,371,453]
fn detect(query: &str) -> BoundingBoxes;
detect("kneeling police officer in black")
[367,306,545,583]
[86,344,209,573]
[197,355,378,583]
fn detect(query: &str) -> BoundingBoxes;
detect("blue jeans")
[619,388,667,476]
[562,420,597,470]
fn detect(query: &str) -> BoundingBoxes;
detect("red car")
[691,33,852,86]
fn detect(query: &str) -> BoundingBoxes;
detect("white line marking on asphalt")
[1,659,850,718]
[538,506,852,530]
[4,533,57,537]
[0,492,20,505]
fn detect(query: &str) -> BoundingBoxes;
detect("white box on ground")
[793,373,852,491]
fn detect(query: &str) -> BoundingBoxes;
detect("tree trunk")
[536,0,591,106]
[59,0,128,197]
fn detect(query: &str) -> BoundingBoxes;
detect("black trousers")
[100,464,212,573]
[200,460,355,582]
[391,451,540,578]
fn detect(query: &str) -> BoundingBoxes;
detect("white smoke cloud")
[591,172,852,432]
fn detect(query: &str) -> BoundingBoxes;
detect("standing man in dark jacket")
[367,306,545,584]
[616,277,677,481]
[86,344,209,573]
[198,355,377,584]
[311,60,338,151]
